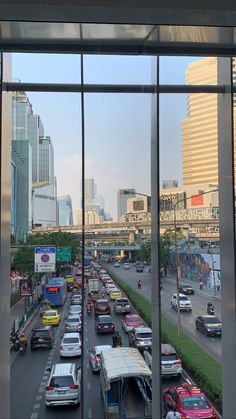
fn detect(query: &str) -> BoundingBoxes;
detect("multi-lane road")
[107,263,222,362]
[11,267,187,419]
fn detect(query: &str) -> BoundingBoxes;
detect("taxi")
[109,288,122,301]
[163,381,216,419]
[65,275,74,284]
[42,309,61,326]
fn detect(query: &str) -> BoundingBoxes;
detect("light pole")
[172,188,218,336]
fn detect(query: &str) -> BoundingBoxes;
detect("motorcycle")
[87,305,92,316]
[10,332,20,351]
[19,341,27,354]
[207,302,215,316]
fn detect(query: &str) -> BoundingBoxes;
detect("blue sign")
[35,247,56,254]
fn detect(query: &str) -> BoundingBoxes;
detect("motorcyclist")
[137,279,142,289]
[112,331,122,348]
[86,301,92,315]
[207,302,214,315]
[18,332,28,348]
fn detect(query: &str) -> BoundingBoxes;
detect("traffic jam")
[11,259,218,419]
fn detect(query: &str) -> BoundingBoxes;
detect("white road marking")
[33,403,40,410]
[42,375,48,380]
[36,395,43,401]
[38,386,45,393]
[88,408,92,418]
[87,382,91,390]
[30,413,38,419]
[41,381,47,386]
[85,337,88,342]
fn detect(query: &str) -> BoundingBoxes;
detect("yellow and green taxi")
[42,309,61,326]
[109,288,122,301]
[65,275,74,284]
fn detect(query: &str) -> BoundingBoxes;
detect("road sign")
[34,246,56,272]
[56,246,72,262]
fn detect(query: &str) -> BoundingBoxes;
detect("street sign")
[34,246,56,272]
[56,246,72,262]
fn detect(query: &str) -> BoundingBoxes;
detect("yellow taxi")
[109,289,122,301]
[65,275,74,284]
[42,309,61,326]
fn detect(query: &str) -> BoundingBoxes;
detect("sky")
[12,54,200,220]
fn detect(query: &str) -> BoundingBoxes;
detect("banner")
[20,279,32,297]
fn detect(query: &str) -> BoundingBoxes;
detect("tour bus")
[44,277,67,306]
[100,347,152,419]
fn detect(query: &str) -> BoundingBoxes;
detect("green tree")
[13,246,35,275]
[137,230,176,271]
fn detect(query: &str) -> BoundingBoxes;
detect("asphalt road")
[11,275,185,419]
[107,263,222,363]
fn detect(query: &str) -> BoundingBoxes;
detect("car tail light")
[174,359,182,365]
[69,385,78,389]
[45,386,54,391]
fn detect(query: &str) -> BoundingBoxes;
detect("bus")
[44,277,67,306]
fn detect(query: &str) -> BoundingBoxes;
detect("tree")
[137,230,176,271]
[13,246,35,275]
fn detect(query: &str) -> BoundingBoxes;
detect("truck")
[100,347,152,419]
[88,278,99,299]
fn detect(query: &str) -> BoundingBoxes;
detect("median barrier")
[104,264,222,414]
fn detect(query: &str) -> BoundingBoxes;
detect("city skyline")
[12,54,201,219]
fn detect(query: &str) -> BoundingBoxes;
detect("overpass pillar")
[128,231,135,244]
[128,251,132,260]
[119,249,125,259]
[93,250,97,258]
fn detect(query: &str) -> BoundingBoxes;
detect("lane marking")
[87,382,91,390]
[36,395,43,401]
[33,403,40,410]
[40,381,47,386]
[30,414,38,419]
[88,408,92,418]
[38,386,45,393]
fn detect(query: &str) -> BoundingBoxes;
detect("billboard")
[34,246,56,272]
[191,194,203,206]
[20,279,32,297]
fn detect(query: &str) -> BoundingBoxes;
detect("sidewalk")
[10,298,26,327]
[166,273,221,301]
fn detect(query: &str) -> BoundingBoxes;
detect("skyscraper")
[182,57,236,186]
[117,189,136,221]
[38,136,54,184]
[58,195,74,226]
[28,114,44,183]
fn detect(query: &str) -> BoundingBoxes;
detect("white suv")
[45,363,81,407]
[171,293,192,312]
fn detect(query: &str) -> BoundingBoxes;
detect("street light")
[172,188,218,336]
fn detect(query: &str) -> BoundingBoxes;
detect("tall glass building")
[28,114,44,183]
[58,195,73,226]
[117,188,136,221]
[38,136,54,184]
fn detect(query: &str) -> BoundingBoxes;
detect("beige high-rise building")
[182,57,236,186]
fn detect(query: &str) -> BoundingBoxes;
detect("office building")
[182,57,236,186]
[162,179,178,189]
[117,189,136,221]
[127,196,150,213]
[38,136,54,184]
[75,208,101,225]
[58,195,74,226]
[32,182,57,227]
[28,114,44,183]
[11,161,17,237]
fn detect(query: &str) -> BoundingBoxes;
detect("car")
[195,315,222,337]
[109,289,122,300]
[65,315,81,332]
[94,299,111,316]
[65,275,74,284]
[114,298,131,314]
[60,332,81,357]
[95,315,115,334]
[178,284,195,295]
[121,314,145,333]
[163,381,216,419]
[106,284,117,294]
[128,326,152,350]
[68,305,82,316]
[71,294,82,305]
[42,310,61,326]
[45,363,81,407]
[144,343,182,377]
[136,265,144,273]
[124,263,130,270]
[171,293,192,312]
[30,326,55,350]
[88,345,112,373]
[114,262,120,268]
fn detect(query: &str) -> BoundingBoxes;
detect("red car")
[163,381,216,419]
[121,314,145,333]
[94,299,111,316]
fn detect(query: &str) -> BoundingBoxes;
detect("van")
[45,363,81,407]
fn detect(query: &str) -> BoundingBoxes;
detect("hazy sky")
[12,54,200,219]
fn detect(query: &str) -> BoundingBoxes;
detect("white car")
[89,345,112,373]
[171,293,192,312]
[114,262,120,267]
[124,263,130,270]
[45,363,80,407]
[106,284,117,294]
[60,333,81,357]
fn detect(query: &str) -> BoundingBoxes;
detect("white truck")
[100,347,152,419]
[88,278,99,298]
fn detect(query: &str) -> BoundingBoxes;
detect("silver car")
[114,298,131,314]
[68,305,82,316]
[45,363,81,407]
[89,345,112,373]
[71,294,82,305]
[65,315,81,332]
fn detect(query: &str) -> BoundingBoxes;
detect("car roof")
[96,299,109,303]
[45,309,57,314]
[135,327,151,333]
[201,315,220,320]
[94,345,112,354]
[126,314,141,319]
[172,293,188,297]
[63,332,80,338]
[52,363,75,376]
[69,305,81,308]
[32,325,51,331]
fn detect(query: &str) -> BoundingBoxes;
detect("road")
[11,273,185,419]
[107,263,222,362]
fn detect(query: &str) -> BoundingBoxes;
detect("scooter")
[19,341,27,354]
[207,303,215,316]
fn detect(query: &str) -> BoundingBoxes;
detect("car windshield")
[128,316,142,323]
[183,285,191,288]
[204,317,221,324]
[50,376,74,388]
[67,318,80,323]
[33,331,48,338]
[182,396,210,410]
[97,303,108,308]
[99,317,112,323]
[161,354,177,362]
[116,299,129,304]
[69,306,81,310]
[137,333,152,339]
[63,337,79,344]
[45,312,57,316]
[180,296,189,301]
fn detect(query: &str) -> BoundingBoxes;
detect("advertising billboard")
[20,279,32,297]
[191,194,203,206]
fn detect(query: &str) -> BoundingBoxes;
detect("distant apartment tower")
[38,136,54,184]
[182,57,236,186]
[162,180,178,189]
[75,208,101,225]
[117,189,136,221]
[58,195,74,226]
